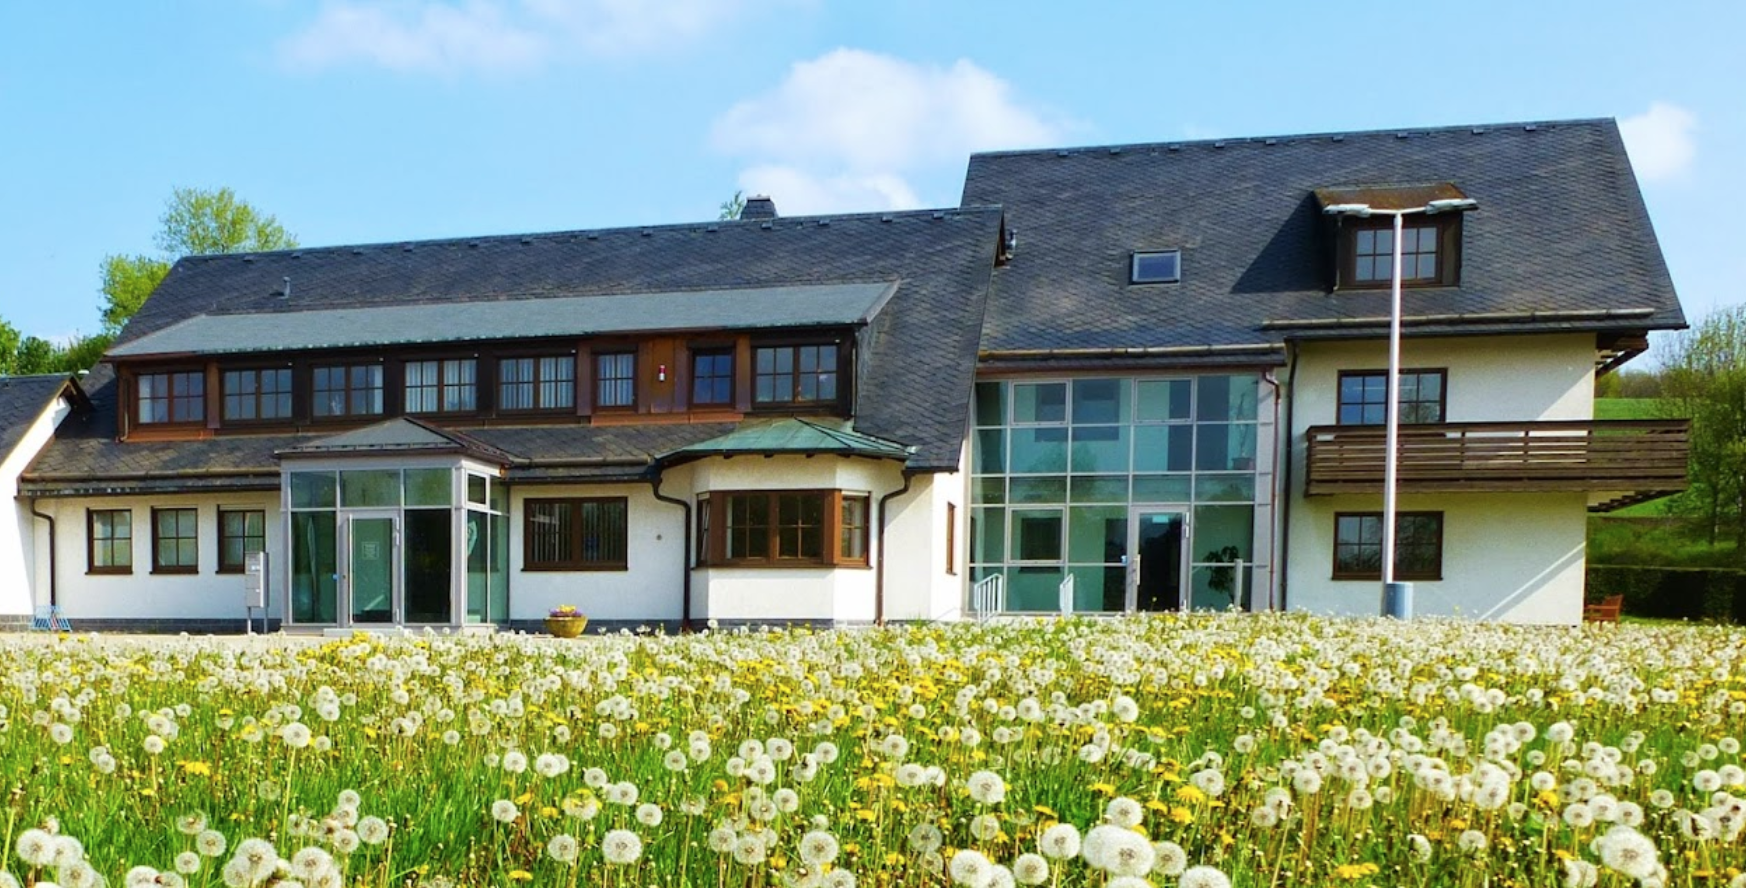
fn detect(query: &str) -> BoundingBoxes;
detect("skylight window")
[1130,250,1181,284]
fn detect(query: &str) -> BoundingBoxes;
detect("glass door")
[346,514,398,624]
[1128,508,1187,613]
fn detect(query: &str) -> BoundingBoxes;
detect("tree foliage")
[1660,306,1746,556]
[3,186,291,377]
[719,190,745,221]
[99,254,173,335]
[155,186,297,256]
[99,187,297,335]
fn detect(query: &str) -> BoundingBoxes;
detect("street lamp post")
[1323,198,1477,617]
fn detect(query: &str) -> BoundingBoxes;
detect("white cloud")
[279,0,760,74]
[712,49,1066,214]
[714,49,1062,171]
[1620,102,1697,182]
[736,165,921,216]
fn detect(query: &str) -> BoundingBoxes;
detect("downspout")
[875,471,916,626]
[29,499,56,608]
[1276,341,1300,612]
[1260,369,1283,612]
[649,474,692,632]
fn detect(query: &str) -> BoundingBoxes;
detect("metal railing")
[971,574,1005,621]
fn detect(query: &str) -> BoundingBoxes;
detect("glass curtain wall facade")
[970,375,1261,613]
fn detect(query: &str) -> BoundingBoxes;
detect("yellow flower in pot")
[545,605,587,638]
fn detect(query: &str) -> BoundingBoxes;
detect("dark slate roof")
[0,374,75,464]
[110,282,899,358]
[26,208,998,491]
[961,118,1684,358]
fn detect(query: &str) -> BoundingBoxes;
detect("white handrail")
[971,574,1005,620]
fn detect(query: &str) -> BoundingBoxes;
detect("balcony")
[1304,419,1689,512]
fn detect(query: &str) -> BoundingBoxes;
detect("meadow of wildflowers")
[2,614,1745,888]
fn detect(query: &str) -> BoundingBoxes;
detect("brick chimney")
[741,195,778,220]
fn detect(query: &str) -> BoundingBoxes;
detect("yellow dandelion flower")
[507,870,533,881]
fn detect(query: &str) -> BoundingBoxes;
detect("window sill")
[152,567,200,576]
[1330,574,1442,582]
[87,567,133,576]
[523,564,629,573]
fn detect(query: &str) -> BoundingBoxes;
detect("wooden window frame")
[1336,368,1448,426]
[705,490,869,568]
[691,348,736,408]
[136,369,206,426]
[497,354,577,413]
[1338,216,1462,290]
[752,342,841,408]
[217,508,267,574]
[151,506,200,575]
[221,367,294,424]
[87,508,132,575]
[594,351,638,411]
[523,497,630,572]
[695,495,712,565]
[311,363,385,419]
[1331,511,1444,581]
[946,502,958,575]
[404,358,478,414]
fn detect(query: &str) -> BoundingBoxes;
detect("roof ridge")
[968,117,1615,160]
[175,206,1006,262]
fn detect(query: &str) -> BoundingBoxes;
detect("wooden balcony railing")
[1304,419,1689,512]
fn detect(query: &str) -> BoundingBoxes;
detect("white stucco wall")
[507,482,687,623]
[37,492,284,622]
[683,455,926,624]
[1285,333,1597,624]
[1286,492,1587,623]
[1,396,70,618]
[879,456,966,623]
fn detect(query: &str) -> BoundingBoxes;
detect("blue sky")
[2,1,1740,360]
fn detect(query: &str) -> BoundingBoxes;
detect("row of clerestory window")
[133,343,843,426]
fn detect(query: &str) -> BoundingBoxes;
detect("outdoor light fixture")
[657,364,668,382]
[1323,198,1479,617]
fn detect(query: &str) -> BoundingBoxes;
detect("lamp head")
[1424,198,1479,214]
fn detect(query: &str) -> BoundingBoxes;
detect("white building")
[2,119,1686,631]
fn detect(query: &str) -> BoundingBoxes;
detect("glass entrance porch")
[284,462,507,627]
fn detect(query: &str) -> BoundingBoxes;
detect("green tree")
[0,318,18,375]
[101,186,297,334]
[1661,306,1746,556]
[99,254,172,335]
[719,190,745,221]
[13,336,55,374]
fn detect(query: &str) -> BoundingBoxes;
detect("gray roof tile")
[962,118,1684,357]
[29,209,1000,488]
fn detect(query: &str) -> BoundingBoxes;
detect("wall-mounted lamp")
[657,363,668,382]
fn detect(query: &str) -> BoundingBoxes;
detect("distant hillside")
[1595,398,1678,420]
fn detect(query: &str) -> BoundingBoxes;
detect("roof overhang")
[1314,182,1469,212]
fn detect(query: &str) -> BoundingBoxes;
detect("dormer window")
[1341,219,1458,288]
[1353,226,1440,284]
[1317,182,1471,290]
[1130,250,1181,284]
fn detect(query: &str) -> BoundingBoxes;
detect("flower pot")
[544,616,587,638]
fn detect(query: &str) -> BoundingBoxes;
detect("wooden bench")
[1583,594,1624,623]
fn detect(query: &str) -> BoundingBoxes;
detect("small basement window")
[1130,250,1181,284]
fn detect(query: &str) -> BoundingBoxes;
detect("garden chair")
[1582,594,1624,623]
